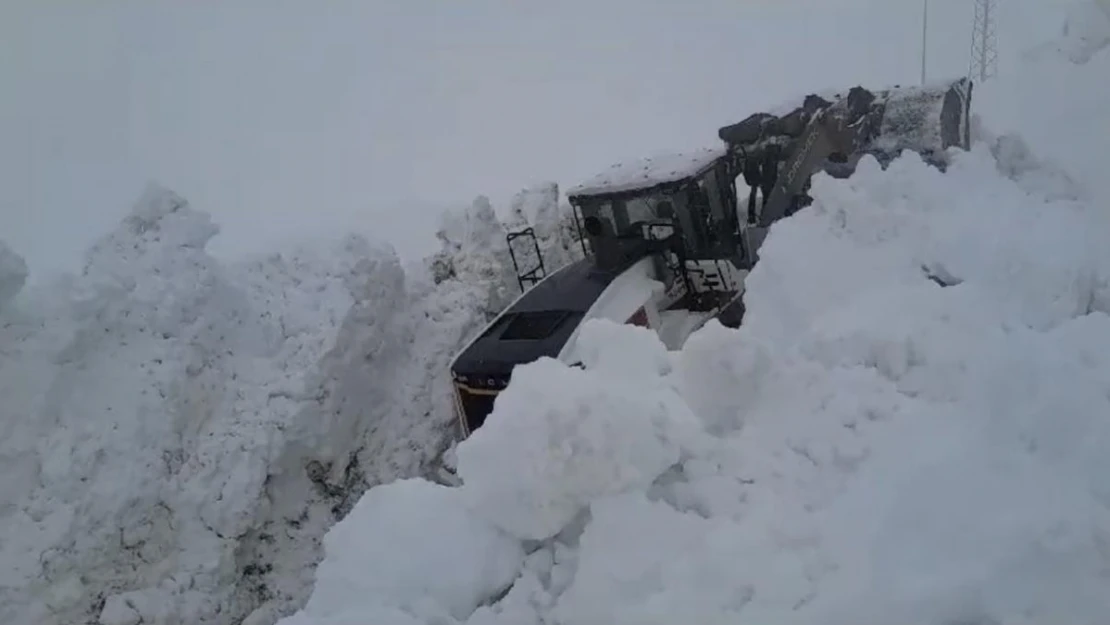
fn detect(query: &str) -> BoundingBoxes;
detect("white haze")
[1,0,1060,278]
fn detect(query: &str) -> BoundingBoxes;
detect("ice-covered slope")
[275,7,1110,625]
[0,183,574,625]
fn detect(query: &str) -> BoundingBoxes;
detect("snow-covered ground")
[2,2,1109,625]
[271,5,1110,625]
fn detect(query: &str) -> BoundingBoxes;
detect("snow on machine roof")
[567,145,727,200]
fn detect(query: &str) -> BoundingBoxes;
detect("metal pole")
[970,0,999,82]
[920,0,929,85]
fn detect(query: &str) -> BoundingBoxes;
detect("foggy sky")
[0,0,1062,278]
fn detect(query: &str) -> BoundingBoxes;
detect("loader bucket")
[718,77,973,170]
[870,77,974,166]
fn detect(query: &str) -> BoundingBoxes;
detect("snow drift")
[0,183,577,625]
[276,7,1110,625]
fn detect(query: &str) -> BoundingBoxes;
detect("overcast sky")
[0,0,1063,278]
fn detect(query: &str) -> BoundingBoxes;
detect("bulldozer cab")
[566,147,750,279]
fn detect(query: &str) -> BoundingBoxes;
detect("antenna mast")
[969,0,999,82]
[920,0,929,85]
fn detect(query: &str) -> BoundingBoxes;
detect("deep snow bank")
[0,241,28,309]
[0,182,577,625]
[276,9,1110,625]
[0,184,411,625]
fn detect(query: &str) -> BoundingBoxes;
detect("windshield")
[579,194,676,239]
[624,196,657,224]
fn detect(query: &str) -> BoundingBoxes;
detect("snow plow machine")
[449,77,973,439]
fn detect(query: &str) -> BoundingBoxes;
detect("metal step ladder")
[505,227,547,293]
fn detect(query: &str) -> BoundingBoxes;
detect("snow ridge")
[0,184,397,625]
[0,182,577,625]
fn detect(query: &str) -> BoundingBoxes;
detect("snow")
[277,479,524,625]
[558,257,663,363]
[978,0,1110,206]
[274,5,1110,625]
[504,183,586,283]
[456,323,701,543]
[1054,0,1110,63]
[566,146,726,199]
[655,309,714,351]
[0,181,575,624]
[0,184,409,625]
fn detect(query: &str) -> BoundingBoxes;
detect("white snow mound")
[455,321,705,542]
[0,183,407,625]
[278,479,524,625]
[0,182,556,625]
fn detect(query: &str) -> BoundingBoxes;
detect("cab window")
[580,201,618,237]
[624,197,656,224]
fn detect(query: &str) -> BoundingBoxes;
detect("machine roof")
[449,258,621,377]
[567,146,727,200]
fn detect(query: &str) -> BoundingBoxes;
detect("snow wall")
[0,183,581,625]
[274,7,1110,625]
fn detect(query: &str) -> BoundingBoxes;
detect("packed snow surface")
[278,10,1110,625]
[567,146,726,199]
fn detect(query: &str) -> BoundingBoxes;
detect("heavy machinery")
[448,78,973,438]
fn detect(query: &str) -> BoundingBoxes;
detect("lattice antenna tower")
[969,0,999,82]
